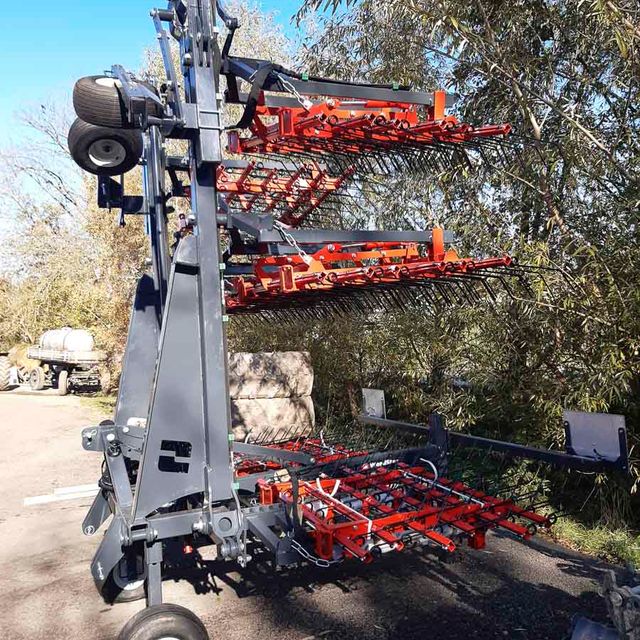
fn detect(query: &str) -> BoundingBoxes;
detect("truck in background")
[0,328,108,395]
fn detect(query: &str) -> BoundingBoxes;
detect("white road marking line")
[53,484,98,495]
[24,488,99,506]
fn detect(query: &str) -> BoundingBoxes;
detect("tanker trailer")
[20,328,108,395]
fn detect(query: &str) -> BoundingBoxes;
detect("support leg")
[145,541,163,606]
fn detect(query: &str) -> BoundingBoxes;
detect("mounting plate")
[362,389,386,419]
[563,410,627,463]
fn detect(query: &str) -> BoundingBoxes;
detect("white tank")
[63,330,95,352]
[39,328,94,352]
[39,328,72,350]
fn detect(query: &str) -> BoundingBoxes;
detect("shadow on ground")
[162,531,616,640]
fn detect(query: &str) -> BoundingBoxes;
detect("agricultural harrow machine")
[66,1,630,638]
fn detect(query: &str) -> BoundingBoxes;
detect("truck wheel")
[57,370,69,396]
[68,118,143,176]
[0,356,11,391]
[29,366,46,391]
[73,75,162,129]
[118,604,209,640]
[99,367,112,394]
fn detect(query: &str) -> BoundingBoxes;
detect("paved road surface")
[0,392,618,640]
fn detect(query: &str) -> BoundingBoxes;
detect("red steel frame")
[225,228,512,313]
[258,461,552,563]
[234,437,368,476]
[227,91,512,158]
[216,162,355,225]
[233,436,553,564]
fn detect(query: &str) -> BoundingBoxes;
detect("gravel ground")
[0,391,621,640]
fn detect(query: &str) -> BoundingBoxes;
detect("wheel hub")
[88,139,126,168]
[95,77,122,88]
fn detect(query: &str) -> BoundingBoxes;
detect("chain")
[289,537,343,568]
[273,220,313,265]
[275,73,313,111]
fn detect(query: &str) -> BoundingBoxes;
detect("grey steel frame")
[81,0,293,607]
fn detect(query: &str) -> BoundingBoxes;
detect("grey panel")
[362,388,386,418]
[114,274,160,428]
[90,516,125,593]
[132,237,210,519]
[563,410,625,461]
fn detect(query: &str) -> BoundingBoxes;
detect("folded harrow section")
[226,233,516,320]
[228,93,513,174]
[217,161,355,226]
[257,458,553,564]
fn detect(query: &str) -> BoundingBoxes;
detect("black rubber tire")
[29,366,45,391]
[68,118,143,176]
[117,604,209,640]
[0,356,11,391]
[101,553,146,604]
[73,75,162,129]
[57,369,69,396]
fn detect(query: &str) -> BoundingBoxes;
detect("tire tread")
[0,356,11,391]
[117,604,209,640]
[73,76,128,129]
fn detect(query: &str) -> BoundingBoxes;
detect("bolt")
[106,433,116,442]
[193,520,206,534]
[122,426,130,434]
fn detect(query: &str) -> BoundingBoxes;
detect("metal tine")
[229,266,523,324]
[252,427,272,445]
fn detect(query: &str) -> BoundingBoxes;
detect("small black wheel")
[68,118,143,176]
[29,366,46,391]
[73,75,162,129]
[101,552,147,604]
[118,604,209,640]
[57,369,69,396]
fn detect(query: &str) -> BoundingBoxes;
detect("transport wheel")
[117,604,209,640]
[29,366,46,391]
[102,553,147,604]
[56,369,69,396]
[0,356,11,391]
[73,75,162,129]
[68,118,143,176]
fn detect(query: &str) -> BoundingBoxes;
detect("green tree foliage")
[240,0,640,529]
[0,1,289,371]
